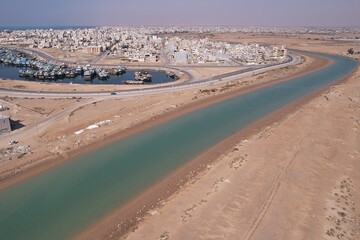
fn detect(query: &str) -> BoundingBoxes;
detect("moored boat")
[166,70,176,78]
[125,80,144,85]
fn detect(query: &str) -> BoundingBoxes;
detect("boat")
[75,66,83,75]
[65,70,73,78]
[88,67,96,76]
[120,66,127,73]
[69,70,76,78]
[19,69,26,77]
[166,70,176,78]
[112,66,126,75]
[125,80,144,85]
[112,68,121,75]
[84,70,93,80]
[56,70,65,79]
[43,71,50,79]
[37,70,45,80]
[60,63,68,69]
[134,70,152,82]
[50,71,57,80]
[98,70,109,80]
[26,70,35,78]
[65,70,70,78]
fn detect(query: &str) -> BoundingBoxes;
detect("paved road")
[90,50,110,65]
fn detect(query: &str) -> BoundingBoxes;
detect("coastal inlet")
[0,48,178,85]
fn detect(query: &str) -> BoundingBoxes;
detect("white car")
[9,140,18,145]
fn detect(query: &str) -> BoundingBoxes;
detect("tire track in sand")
[242,134,308,240]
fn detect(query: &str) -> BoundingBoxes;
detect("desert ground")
[0,33,359,240]
[119,34,360,240]
[125,63,360,240]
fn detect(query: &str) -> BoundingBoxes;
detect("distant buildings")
[86,46,103,54]
[0,116,11,134]
[174,51,188,63]
[164,37,287,65]
[0,26,297,65]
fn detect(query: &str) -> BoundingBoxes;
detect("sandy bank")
[75,53,333,239]
[124,62,360,240]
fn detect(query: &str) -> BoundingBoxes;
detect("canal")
[0,52,357,239]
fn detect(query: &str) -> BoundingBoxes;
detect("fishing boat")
[43,71,50,80]
[134,70,152,82]
[112,66,126,75]
[19,69,26,77]
[84,70,93,80]
[26,70,35,78]
[166,70,176,78]
[37,70,45,80]
[50,71,57,80]
[98,70,109,80]
[125,80,144,85]
[75,66,83,75]
[56,70,65,79]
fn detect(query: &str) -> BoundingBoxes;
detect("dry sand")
[188,67,246,79]
[115,36,360,240]
[124,64,360,240]
[39,48,98,64]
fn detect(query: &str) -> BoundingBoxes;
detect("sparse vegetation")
[13,85,26,89]
[347,48,354,55]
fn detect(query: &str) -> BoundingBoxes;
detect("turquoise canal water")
[0,52,357,239]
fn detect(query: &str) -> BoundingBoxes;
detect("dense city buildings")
[0,26,293,65]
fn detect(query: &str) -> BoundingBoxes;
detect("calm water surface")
[0,52,357,239]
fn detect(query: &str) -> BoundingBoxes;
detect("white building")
[174,51,188,63]
[86,45,103,54]
[0,116,11,134]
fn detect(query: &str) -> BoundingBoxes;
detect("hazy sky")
[1,0,359,27]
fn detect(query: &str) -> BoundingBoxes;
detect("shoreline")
[75,53,336,239]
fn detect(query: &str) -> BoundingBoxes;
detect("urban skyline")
[1,0,359,27]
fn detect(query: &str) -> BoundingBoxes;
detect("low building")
[174,51,188,64]
[0,116,11,134]
[86,45,103,54]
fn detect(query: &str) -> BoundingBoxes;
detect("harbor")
[0,48,178,85]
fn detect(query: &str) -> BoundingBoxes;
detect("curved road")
[0,53,300,98]
[0,52,300,147]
